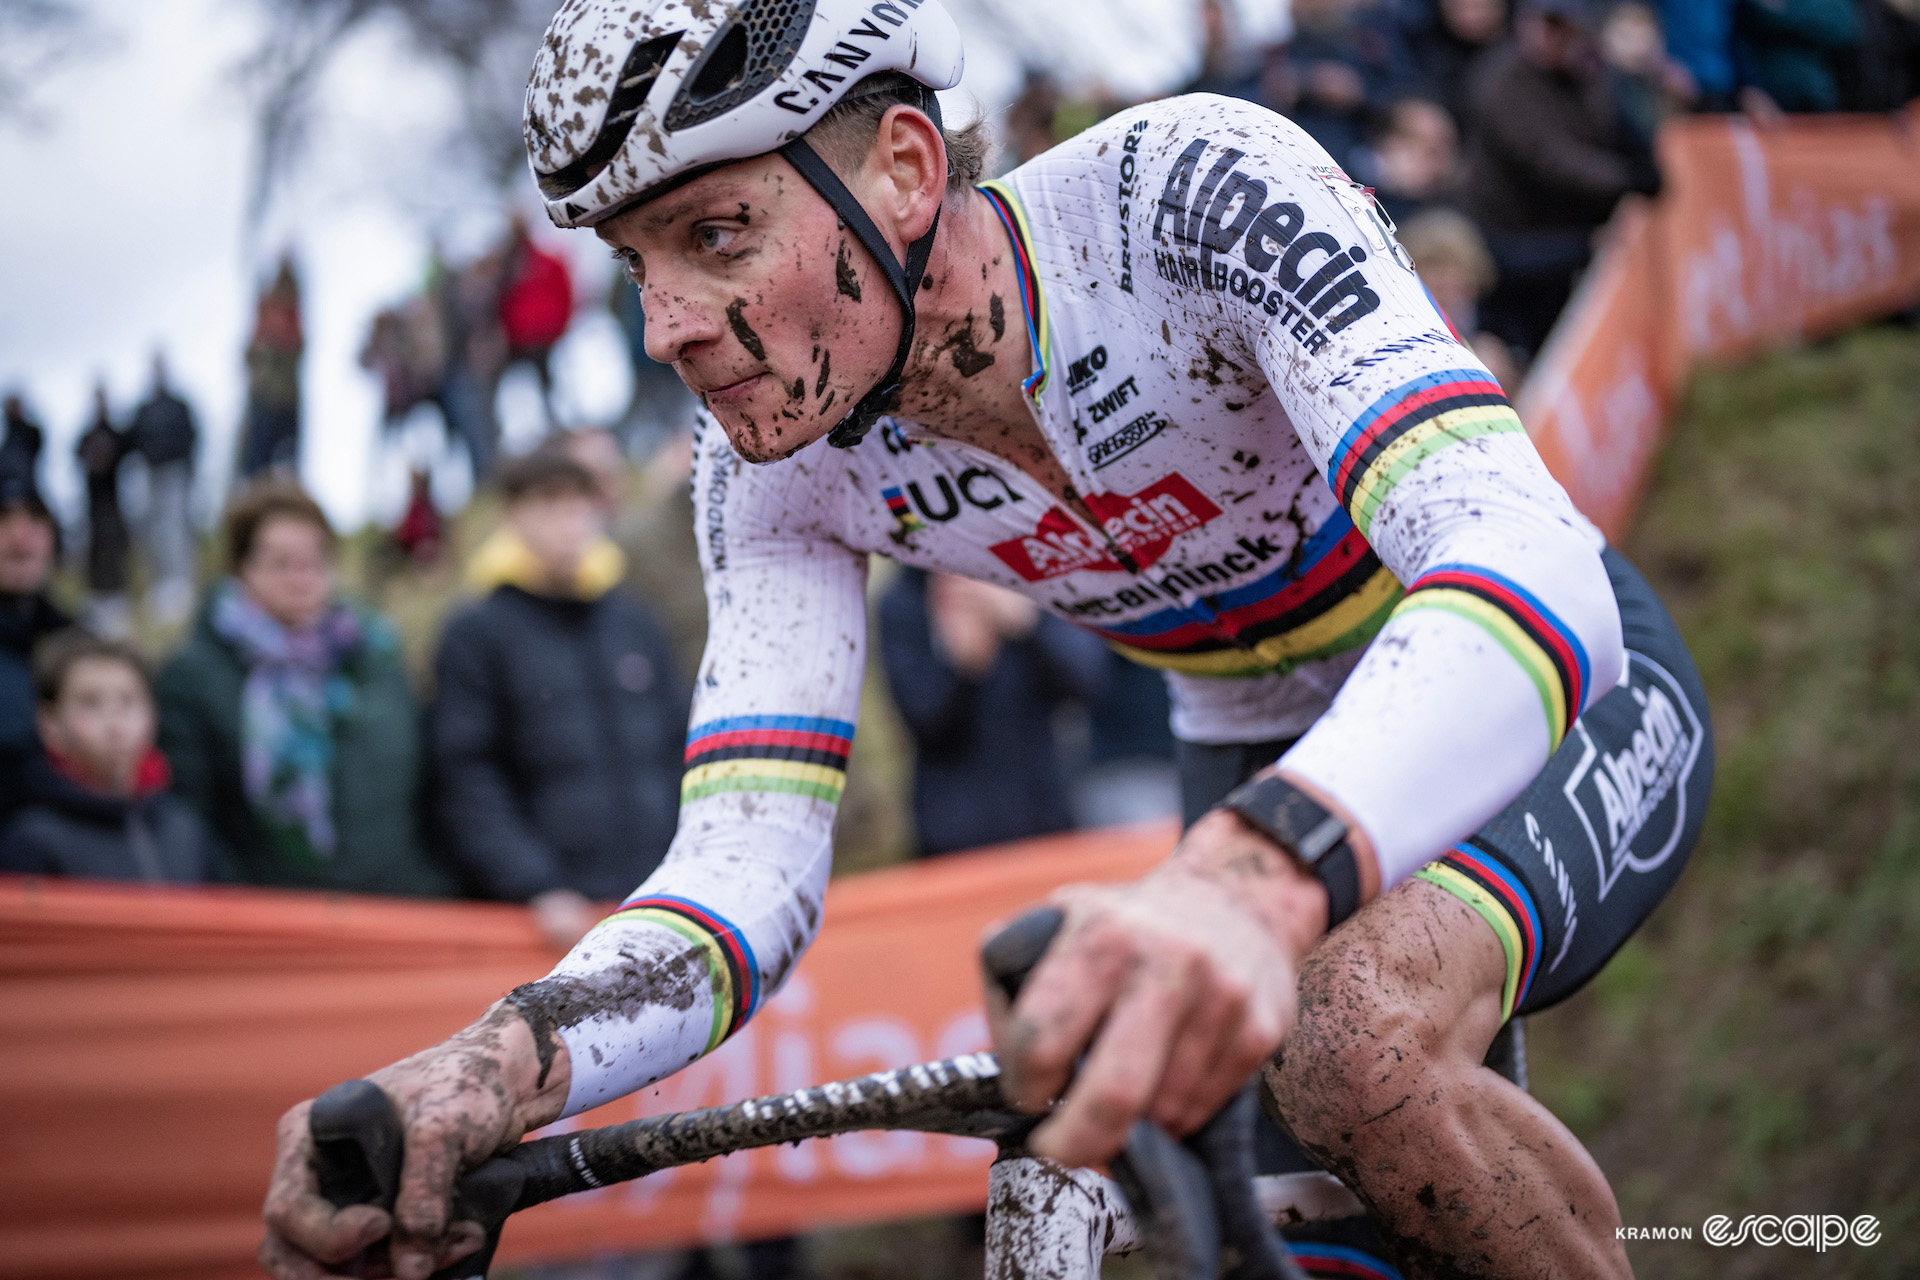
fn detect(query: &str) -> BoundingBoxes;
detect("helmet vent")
[535,30,683,200]
[664,0,817,132]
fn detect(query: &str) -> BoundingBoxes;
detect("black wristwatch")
[1217,774,1362,929]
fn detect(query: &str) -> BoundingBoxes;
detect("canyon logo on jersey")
[990,474,1222,581]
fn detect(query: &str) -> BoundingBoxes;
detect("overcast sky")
[0,0,1286,528]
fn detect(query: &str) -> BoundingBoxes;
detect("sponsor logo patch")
[1559,653,1704,900]
[989,473,1221,581]
[1088,410,1169,470]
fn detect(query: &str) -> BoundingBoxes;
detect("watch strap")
[1219,774,1363,928]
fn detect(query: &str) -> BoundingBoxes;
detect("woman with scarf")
[155,483,454,896]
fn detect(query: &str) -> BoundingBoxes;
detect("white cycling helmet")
[525,0,965,445]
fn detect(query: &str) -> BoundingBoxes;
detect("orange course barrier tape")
[0,824,1173,1280]
[1519,105,1920,539]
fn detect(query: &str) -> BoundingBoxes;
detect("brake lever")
[308,1080,526,1280]
[981,908,1308,1280]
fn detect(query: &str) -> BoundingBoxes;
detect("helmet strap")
[778,94,945,449]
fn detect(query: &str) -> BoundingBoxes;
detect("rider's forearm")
[1156,806,1337,965]
[429,999,574,1134]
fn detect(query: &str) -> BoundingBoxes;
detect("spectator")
[240,255,305,478]
[0,472,69,821]
[155,483,452,895]
[1459,0,1661,357]
[432,246,510,480]
[0,631,218,882]
[1,394,44,487]
[391,469,443,567]
[432,451,687,949]
[1184,0,1269,101]
[609,271,697,451]
[1601,1,1686,145]
[1659,0,1737,107]
[498,214,575,430]
[1732,0,1860,114]
[1396,208,1523,387]
[76,383,133,637]
[1840,0,1920,111]
[1354,96,1461,225]
[1406,0,1511,123]
[1272,0,1419,170]
[879,570,1107,856]
[1071,654,1180,829]
[127,353,201,626]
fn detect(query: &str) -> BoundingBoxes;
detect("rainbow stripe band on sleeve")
[1417,844,1542,1022]
[1390,564,1589,749]
[681,715,854,806]
[600,894,762,1053]
[1326,369,1524,538]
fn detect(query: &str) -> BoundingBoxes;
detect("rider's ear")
[874,103,946,242]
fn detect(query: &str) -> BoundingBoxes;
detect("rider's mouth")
[701,373,765,408]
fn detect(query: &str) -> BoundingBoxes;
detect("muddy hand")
[986,810,1331,1168]
[260,1002,569,1280]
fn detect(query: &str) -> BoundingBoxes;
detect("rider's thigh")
[1269,876,1511,1143]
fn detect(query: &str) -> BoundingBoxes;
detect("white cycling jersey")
[547,94,1624,1115]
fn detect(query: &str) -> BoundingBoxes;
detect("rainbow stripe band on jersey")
[1326,369,1524,538]
[1081,508,1404,677]
[1417,843,1542,1022]
[681,715,854,806]
[881,485,925,533]
[1391,564,1589,748]
[600,895,762,1052]
[977,180,1051,399]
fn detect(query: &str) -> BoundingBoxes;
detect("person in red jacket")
[497,215,574,430]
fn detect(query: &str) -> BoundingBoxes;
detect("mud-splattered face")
[596,153,898,463]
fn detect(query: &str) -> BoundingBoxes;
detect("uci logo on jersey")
[1149,138,1385,355]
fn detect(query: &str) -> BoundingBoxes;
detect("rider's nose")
[641,279,721,365]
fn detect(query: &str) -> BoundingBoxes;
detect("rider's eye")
[696,225,738,252]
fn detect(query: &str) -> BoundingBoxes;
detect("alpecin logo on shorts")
[1559,653,1704,900]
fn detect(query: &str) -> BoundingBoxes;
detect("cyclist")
[261,1,1712,1276]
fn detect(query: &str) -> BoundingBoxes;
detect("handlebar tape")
[977,908,1308,1280]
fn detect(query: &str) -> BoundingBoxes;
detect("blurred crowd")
[1018,0,1920,377]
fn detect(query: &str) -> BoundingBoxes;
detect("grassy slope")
[1526,323,1920,1277]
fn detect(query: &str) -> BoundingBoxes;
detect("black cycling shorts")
[1178,546,1714,1019]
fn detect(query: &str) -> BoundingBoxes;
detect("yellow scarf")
[464,526,627,600]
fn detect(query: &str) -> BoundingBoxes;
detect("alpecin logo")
[990,473,1222,582]
[1149,138,1382,355]
[1560,653,1704,900]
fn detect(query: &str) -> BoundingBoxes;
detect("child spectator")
[0,631,218,882]
[431,451,687,948]
[1397,208,1522,389]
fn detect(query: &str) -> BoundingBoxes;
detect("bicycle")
[310,910,1527,1280]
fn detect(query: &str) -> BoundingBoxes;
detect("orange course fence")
[1517,106,1920,539]
[0,828,1170,1280]
[6,110,1920,1280]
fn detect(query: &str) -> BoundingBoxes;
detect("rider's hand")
[987,795,1348,1168]
[259,1002,571,1280]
